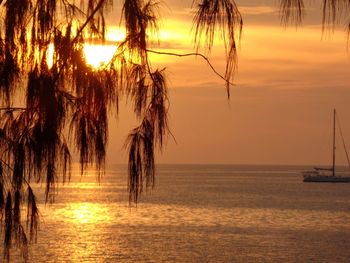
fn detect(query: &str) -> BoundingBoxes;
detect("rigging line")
[336,112,350,169]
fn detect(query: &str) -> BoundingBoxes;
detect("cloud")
[239,6,277,15]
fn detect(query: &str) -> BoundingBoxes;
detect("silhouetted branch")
[279,0,305,26]
[321,0,349,31]
[0,108,28,112]
[125,119,155,203]
[73,0,108,44]
[146,49,236,88]
[192,0,242,98]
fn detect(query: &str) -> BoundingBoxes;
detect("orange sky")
[106,0,350,166]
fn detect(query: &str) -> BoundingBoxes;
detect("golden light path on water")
[24,165,350,263]
[52,202,350,231]
[56,202,112,224]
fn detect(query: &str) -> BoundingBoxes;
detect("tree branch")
[145,49,236,87]
[72,0,107,44]
[0,107,28,111]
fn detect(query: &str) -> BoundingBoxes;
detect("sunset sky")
[104,0,350,166]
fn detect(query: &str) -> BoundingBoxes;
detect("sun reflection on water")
[55,202,111,224]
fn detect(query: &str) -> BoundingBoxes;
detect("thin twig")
[0,159,32,188]
[0,107,28,111]
[72,0,107,44]
[145,49,236,87]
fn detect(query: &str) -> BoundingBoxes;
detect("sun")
[46,43,118,69]
[83,44,117,69]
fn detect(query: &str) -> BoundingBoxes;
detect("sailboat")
[302,109,350,183]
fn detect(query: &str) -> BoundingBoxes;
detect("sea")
[10,164,350,262]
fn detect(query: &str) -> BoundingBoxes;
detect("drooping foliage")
[192,0,242,98]
[0,0,349,261]
[279,0,305,25]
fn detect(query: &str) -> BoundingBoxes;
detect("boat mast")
[332,109,336,176]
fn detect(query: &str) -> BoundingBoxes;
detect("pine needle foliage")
[279,0,305,26]
[192,0,242,98]
[0,0,349,261]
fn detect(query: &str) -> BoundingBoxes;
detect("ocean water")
[10,165,350,262]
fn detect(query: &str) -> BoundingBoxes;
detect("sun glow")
[83,44,117,69]
[46,43,118,69]
[45,20,192,70]
[47,43,55,68]
[105,26,126,42]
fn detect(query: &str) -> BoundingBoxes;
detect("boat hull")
[303,175,350,183]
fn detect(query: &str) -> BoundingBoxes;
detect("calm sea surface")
[11,165,350,262]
